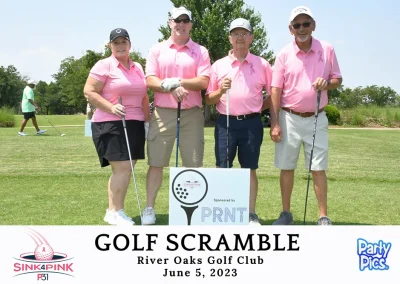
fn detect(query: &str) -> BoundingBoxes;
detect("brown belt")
[281,107,325,118]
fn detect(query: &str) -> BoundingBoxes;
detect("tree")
[0,65,26,111]
[158,0,275,122]
[34,81,49,113]
[328,86,342,105]
[363,85,398,107]
[52,56,89,114]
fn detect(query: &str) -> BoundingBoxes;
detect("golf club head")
[61,134,65,137]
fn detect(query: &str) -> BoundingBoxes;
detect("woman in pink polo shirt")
[84,28,150,226]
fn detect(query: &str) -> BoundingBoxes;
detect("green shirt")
[21,86,35,112]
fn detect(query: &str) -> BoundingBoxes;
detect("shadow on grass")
[130,215,374,226]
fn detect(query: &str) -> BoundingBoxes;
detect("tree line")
[0,0,399,120]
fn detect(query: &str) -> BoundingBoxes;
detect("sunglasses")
[231,32,251,38]
[173,18,191,24]
[291,22,312,29]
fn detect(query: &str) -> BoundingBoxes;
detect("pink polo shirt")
[206,51,272,116]
[145,37,211,109]
[89,55,147,122]
[272,37,342,113]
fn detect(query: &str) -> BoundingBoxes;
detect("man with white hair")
[18,79,46,136]
[270,6,342,225]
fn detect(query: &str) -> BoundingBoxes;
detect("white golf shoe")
[18,132,28,136]
[142,207,156,225]
[37,129,47,135]
[104,209,135,225]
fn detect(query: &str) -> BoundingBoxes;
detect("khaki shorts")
[147,107,204,167]
[274,109,329,170]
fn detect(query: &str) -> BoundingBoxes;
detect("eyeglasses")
[230,32,251,38]
[173,18,191,24]
[291,22,312,29]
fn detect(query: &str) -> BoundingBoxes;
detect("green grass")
[1,115,399,225]
[340,106,400,127]
[0,106,16,127]
[13,114,88,126]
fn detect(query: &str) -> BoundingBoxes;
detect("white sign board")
[85,119,92,137]
[169,167,250,225]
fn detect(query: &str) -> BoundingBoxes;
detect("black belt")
[219,113,260,120]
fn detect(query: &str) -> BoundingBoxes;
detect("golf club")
[118,97,143,225]
[175,101,181,167]
[226,89,230,169]
[303,90,322,225]
[42,115,65,136]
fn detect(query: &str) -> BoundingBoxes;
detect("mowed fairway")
[1,115,399,225]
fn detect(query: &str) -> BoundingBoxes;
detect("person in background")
[18,79,47,136]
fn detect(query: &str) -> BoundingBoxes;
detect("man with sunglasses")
[143,6,211,225]
[206,18,272,225]
[270,6,342,225]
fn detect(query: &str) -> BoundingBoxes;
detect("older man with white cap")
[206,18,272,225]
[270,6,342,225]
[142,6,211,225]
[18,79,46,136]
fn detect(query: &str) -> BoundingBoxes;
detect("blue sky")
[1,0,399,93]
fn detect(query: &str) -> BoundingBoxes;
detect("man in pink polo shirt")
[206,18,272,225]
[270,6,342,225]
[142,6,211,225]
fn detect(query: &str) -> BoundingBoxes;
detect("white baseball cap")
[229,18,252,33]
[289,6,314,23]
[170,6,192,20]
[27,79,36,85]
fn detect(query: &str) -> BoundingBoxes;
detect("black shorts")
[23,112,36,120]
[91,120,145,167]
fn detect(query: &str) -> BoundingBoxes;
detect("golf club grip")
[118,97,126,128]
[175,102,181,167]
[317,90,322,108]
[177,101,181,118]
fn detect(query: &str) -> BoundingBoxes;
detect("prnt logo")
[357,238,391,271]
[13,228,74,281]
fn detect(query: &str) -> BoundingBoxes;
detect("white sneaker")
[103,209,116,225]
[142,207,156,225]
[37,129,47,135]
[249,213,262,226]
[104,209,134,225]
[114,209,135,225]
[18,132,28,136]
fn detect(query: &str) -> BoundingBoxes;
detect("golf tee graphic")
[13,228,74,280]
[172,169,208,225]
[169,168,250,225]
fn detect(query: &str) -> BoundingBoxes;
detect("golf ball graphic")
[34,244,54,260]
[172,169,208,205]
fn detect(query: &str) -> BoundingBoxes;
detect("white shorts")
[274,109,329,170]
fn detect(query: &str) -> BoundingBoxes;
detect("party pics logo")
[357,238,391,271]
[13,228,74,280]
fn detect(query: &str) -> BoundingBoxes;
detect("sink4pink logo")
[13,228,74,281]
